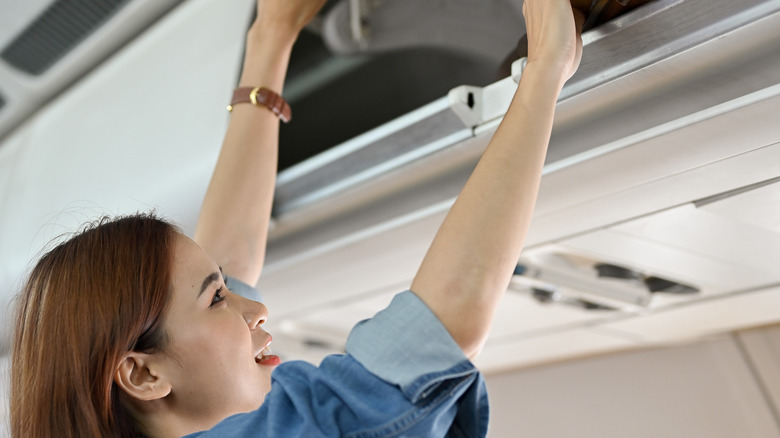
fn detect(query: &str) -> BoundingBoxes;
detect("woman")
[10,0,584,436]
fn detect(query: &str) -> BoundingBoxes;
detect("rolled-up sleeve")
[345,290,490,437]
[346,291,474,402]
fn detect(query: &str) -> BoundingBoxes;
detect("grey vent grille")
[1,0,133,75]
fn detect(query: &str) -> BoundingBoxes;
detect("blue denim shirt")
[183,278,489,437]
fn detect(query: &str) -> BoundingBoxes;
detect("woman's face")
[157,234,278,429]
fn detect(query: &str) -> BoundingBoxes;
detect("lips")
[256,353,281,366]
[255,336,281,366]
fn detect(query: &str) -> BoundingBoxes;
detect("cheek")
[199,318,249,360]
[171,316,248,370]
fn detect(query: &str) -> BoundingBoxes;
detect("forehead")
[170,234,218,301]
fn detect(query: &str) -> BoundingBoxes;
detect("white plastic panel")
[603,287,780,343]
[536,87,780,218]
[475,328,636,374]
[613,203,780,278]
[259,206,445,318]
[531,141,780,249]
[487,290,618,339]
[276,289,399,348]
[527,87,780,248]
[559,229,772,294]
[702,181,780,233]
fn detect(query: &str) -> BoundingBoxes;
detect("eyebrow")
[198,267,223,298]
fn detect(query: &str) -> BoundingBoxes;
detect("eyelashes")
[208,267,228,307]
[210,286,226,307]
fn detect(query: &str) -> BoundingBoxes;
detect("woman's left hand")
[253,0,329,37]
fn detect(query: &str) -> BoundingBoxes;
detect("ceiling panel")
[274,289,400,350]
[613,203,780,275]
[475,328,637,374]
[531,138,780,248]
[487,290,619,339]
[559,229,773,294]
[536,87,780,218]
[259,208,442,318]
[602,286,780,343]
[701,181,780,233]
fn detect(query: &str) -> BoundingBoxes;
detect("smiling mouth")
[255,344,281,366]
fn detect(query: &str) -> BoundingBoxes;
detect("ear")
[114,352,172,402]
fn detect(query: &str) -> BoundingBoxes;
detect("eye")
[210,286,226,307]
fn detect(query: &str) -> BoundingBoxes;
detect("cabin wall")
[485,325,780,437]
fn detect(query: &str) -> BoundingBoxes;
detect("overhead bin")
[269,0,780,246]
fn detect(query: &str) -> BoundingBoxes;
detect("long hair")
[10,214,179,438]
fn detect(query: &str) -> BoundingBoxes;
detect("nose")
[237,294,269,329]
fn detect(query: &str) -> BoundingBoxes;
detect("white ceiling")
[1,0,780,376]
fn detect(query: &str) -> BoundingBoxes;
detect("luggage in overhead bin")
[583,0,656,30]
[498,0,656,78]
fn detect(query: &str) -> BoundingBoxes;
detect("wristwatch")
[227,86,292,123]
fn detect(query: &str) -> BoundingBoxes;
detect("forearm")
[194,25,296,285]
[410,62,566,358]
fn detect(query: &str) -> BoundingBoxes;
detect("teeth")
[256,346,272,360]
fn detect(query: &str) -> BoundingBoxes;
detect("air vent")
[510,252,702,312]
[0,93,5,111]
[1,0,133,75]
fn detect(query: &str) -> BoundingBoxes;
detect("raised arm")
[194,0,326,285]
[410,0,585,359]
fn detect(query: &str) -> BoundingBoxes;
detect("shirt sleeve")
[345,290,475,402]
[344,290,490,436]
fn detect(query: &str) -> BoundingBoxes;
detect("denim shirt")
[184,278,490,437]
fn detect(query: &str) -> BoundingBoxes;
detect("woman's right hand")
[522,0,585,84]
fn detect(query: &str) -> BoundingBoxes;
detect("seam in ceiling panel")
[0,0,134,75]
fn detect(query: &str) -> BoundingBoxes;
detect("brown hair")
[10,214,179,438]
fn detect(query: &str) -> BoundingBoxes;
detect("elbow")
[412,273,505,362]
[461,337,487,361]
[449,319,490,360]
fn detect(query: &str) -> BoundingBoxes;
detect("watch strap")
[228,86,292,123]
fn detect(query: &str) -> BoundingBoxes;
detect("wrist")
[521,60,569,92]
[513,62,568,111]
[239,28,296,89]
[247,18,299,50]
